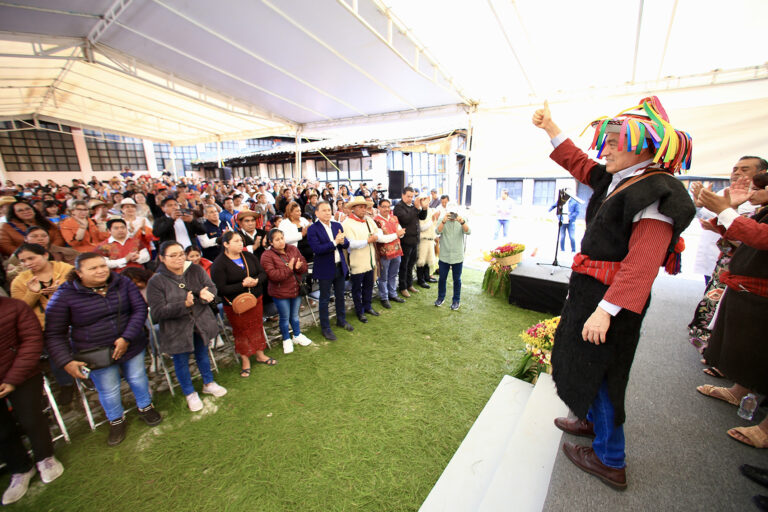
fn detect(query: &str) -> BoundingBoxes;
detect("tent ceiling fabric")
[0,0,466,144]
[0,0,766,145]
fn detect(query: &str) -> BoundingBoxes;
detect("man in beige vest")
[342,197,398,323]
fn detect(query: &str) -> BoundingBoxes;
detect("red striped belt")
[571,253,621,285]
[720,270,768,297]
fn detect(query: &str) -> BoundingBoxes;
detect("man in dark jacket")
[393,186,428,296]
[153,197,205,249]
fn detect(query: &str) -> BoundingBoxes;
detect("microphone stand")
[538,191,571,275]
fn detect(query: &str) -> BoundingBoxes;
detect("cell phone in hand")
[81,366,91,378]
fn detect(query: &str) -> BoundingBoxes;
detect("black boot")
[107,416,127,446]
[417,266,430,288]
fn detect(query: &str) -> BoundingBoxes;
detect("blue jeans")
[586,380,626,469]
[559,222,576,251]
[437,260,463,303]
[273,296,302,340]
[171,333,214,396]
[378,256,401,300]
[350,270,374,314]
[318,263,346,329]
[89,349,152,422]
[495,219,509,239]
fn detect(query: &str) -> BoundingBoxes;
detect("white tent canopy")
[0,0,766,149]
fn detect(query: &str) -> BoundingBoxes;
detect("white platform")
[420,373,568,512]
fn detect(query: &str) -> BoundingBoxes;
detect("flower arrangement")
[482,242,525,297]
[511,316,560,383]
[490,243,525,259]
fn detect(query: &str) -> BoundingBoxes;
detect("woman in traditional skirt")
[696,172,768,449]
[210,231,272,377]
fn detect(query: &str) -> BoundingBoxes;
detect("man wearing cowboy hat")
[532,98,695,489]
[234,210,266,259]
[342,196,399,323]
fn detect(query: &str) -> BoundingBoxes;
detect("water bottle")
[738,393,758,420]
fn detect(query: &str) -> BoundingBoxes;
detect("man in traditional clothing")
[373,198,406,309]
[97,218,151,272]
[532,97,695,489]
[342,196,398,323]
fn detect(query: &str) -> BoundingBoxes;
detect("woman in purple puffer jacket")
[44,252,162,447]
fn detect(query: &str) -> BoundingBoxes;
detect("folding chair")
[41,374,70,443]
[146,309,219,398]
[146,309,175,397]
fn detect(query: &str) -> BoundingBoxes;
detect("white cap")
[446,202,459,214]
[120,197,137,206]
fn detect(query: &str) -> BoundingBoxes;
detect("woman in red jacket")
[0,298,63,505]
[260,229,312,354]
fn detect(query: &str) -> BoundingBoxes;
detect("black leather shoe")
[427,277,438,283]
[357,313,368,323]
[380,300,391,309]
[322,328,337,340]
[335,321,354,332]
[138,404,162,426]
[753,495,768,511]
[741,464,768,489]
[417,281,430,289]
[365,308,380,316]
[389,296,405,303]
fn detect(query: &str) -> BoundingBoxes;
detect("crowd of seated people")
[0,173,450,506]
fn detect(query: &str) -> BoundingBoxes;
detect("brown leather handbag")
[227,256,259,314]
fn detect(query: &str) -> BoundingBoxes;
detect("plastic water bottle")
[738,393,758,420]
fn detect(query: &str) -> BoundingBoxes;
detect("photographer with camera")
[548,188,581,253]
[152,197,205,249]
[434,203,470,311]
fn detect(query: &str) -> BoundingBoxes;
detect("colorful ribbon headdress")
[580,96,693,173]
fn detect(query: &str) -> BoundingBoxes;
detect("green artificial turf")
[7,268,544,512]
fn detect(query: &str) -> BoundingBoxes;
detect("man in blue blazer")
[307,201,353,340]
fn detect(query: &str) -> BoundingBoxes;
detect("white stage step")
[419,375,534,512]
[477,373,569,512]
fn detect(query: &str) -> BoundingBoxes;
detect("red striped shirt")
[571,218,673,314]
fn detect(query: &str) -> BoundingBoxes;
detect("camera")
[447,212,458,221]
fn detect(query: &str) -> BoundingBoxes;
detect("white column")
[0,149,7,185]
[143,139,158,174]
[70,128,93,181]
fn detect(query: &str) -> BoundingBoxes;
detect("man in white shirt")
[342,196,398,323]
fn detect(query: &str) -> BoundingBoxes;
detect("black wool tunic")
[551,164,695,425]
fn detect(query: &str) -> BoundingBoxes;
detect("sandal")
[697,384,740,406]
[256,357,278,366]
[240,368,251,378]
[728,426,768,448]
[702,366,725,378]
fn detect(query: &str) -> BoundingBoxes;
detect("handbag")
[73,346,114,370]
[275,251,311,296]
[227,255,259,314]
